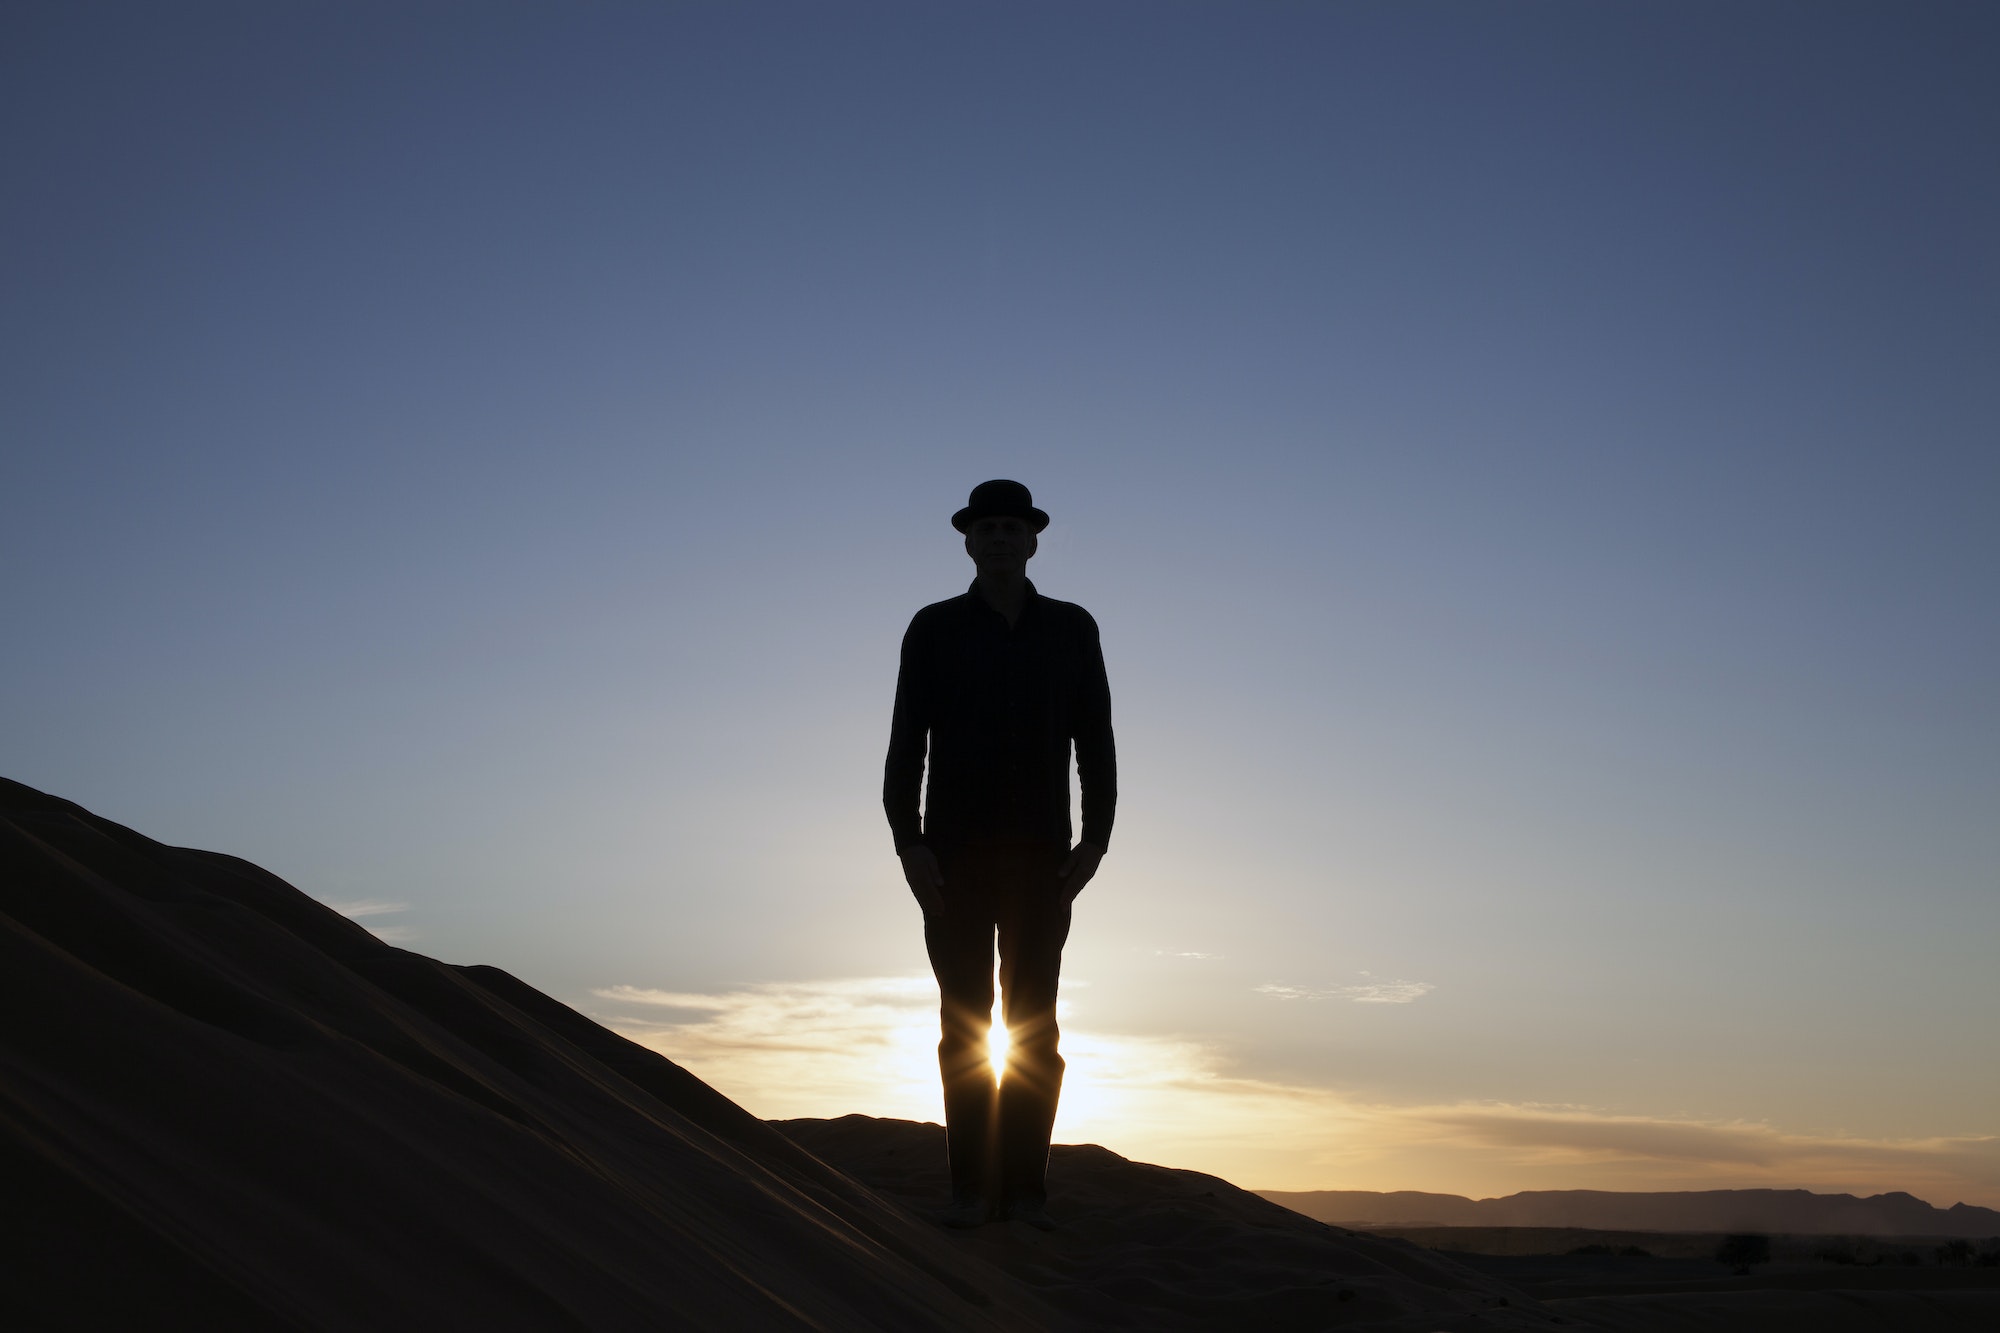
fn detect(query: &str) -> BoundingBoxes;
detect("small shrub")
[1715,1234,1770,1270]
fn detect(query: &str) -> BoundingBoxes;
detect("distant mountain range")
[1257,1188,2000,1238]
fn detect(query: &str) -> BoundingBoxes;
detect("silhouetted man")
[885,479,1116,1231]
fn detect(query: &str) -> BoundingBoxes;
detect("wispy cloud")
[1257,979,1435,1004]
[592,972,2000,1208]
[328,899,408,918]
[594,976,948,1118]
[1156,950,1222,960]
[327,898,415,942]
[1404,1104,2000,1203]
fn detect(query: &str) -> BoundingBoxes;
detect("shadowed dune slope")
[776,1115,1551,1331]
[31,775,1945,1333]
[0,778,1046,1332]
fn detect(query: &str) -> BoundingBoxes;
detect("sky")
[5,2,1996,1206]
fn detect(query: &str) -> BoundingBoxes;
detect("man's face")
[964,514,1037,573]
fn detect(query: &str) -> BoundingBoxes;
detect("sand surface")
[1552,1288,2000,1330]
[1,778,1040,1331]
[0,777,1558,1331]
[777,1115,1545,1330]
[8,773,1989,1331]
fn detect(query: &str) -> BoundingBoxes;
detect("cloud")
[328,899,408,918]
[594,977,947,1118]
[1417,1104,2000,1186]
[327,898,416,942]
[594,986,733,1010]
[591,973,2000,1209]
[1256,980,1435,1004]
[1156,950,1222,960]
[1384,1104,2000,1209]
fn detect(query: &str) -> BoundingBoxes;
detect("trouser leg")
[922,874,997,1204]
[995,843,1072,1206]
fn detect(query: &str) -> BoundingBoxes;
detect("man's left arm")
[1061,609,1116,899]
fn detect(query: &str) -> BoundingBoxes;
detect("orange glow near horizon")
[594,977,2000,1209]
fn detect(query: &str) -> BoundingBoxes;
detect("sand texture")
[1552,1287,2000,1330]
[777,1115,1546,1330]
[9,773,1990,1331]
[1,777,1043,1331]
[0,777,1551,1331]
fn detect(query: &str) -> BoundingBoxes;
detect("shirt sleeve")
[1074,609,1117,849]
[882,614,931,852]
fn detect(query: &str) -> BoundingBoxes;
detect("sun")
[986,1020,1012,1074]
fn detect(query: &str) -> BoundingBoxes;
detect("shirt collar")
[965,577,1038,620]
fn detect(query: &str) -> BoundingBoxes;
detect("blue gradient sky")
[6,3,1996,1201]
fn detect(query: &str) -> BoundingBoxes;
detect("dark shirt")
[884,579,1116,853]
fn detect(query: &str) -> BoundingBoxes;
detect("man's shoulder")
[908,590,977,622]
[902,587,1102,634]
[903,591,979,636]
[1034,594,1100,632]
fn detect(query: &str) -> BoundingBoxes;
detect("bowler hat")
[952,479,1049,533]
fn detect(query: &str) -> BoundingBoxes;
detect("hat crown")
[952,479,1050,533]
[968,479,1033,510]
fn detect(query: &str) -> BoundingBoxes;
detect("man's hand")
[1056,841,1104,901]
[899,843,944,914]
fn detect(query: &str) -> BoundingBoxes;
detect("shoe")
[1004,1198,1057,1231]
[935,1197,991,1229]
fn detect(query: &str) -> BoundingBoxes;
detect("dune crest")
[0,778,1041,1330]
[0,778,1555,1330]
[13,777,1997,1330]
[777,1115,1533,1329]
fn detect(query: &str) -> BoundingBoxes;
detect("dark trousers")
[923,838,1072,1206]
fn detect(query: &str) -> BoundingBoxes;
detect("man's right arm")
[884,615,943,911]
[883,615,930,855]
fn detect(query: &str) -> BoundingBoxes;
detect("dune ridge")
[0,778,1550,1331]
[18,775,1988,1330]
[776,1115,1533,1330]
[0,777,1044,1330]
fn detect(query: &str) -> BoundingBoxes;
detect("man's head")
[952,479,1047,576]
[964,512,1037,574]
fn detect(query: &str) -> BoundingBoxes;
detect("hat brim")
[953,505,1050,533]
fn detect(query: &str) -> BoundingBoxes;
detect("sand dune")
[777,1115,1536,1330]
[0,777,1550,1330]
[13,775,1989,1330]
[1,778,1040,1330]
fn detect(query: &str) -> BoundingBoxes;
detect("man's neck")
[974,570,1029,627]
